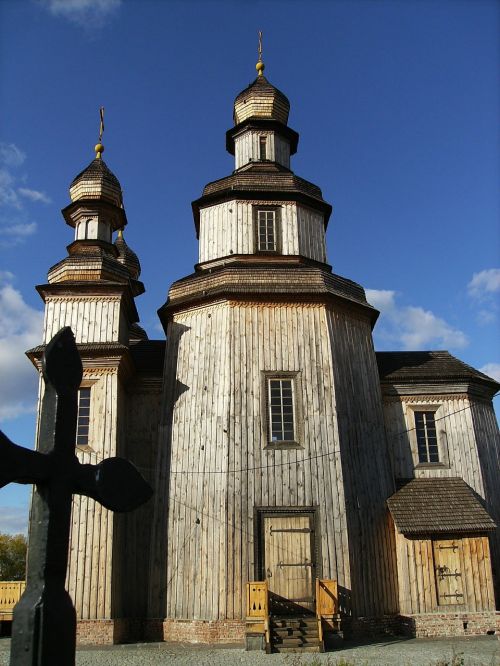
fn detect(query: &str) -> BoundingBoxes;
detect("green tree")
[0,533,27,580]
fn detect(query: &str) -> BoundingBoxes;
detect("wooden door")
[433,539,464,605]
[263,515,315,612]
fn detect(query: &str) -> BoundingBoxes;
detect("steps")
[269,616,323,653]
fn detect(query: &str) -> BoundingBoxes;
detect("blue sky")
[0,0,499,533]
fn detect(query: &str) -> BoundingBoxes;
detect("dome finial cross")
[95,106,105,159]
[256,30,265,76]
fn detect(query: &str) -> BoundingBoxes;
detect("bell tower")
[150,41,398,641]
[28,119,149,641]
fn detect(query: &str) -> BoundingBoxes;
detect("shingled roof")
[129,340,165,374]
[376,350,500,392]
[387,478,496,535]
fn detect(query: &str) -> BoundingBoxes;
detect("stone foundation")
[343,612,499,639]
[401,611,500,638]
[161,619,246,644]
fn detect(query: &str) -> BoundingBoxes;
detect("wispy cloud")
[367,288,468,351]
[467,268,500,325]
[468,268,500,299]
[18,188,51,204]
[40,0,122,28]
[479,363,500,383]
[0,142,50,246]
[0,273,43,422]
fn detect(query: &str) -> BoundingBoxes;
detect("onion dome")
[114,229,141,279]
[69,154,123,207]
[234,74,290,126]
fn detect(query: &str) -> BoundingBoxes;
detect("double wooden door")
[263,514,315,612]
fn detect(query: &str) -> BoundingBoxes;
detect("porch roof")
[387,478,497,535]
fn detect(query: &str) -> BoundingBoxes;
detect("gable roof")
[387,477,496,535]
[376,350,499,393]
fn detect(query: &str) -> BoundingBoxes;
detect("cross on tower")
[0,327,153,666]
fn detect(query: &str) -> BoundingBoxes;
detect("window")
[254,206,281,253]
[269,378,295,442]
[262,372,302,449]
[415,411,439,463]
[76,387,91,447]
[259,135,267,160]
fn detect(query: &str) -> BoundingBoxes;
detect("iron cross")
[0,327,153,665]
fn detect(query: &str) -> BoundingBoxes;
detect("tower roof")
[233,75,290,126]
[69,157,123,207]
[114,229,141,279]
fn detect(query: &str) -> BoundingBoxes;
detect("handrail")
[315,578,338,650]
[0,581,25,620]
[246,581,269,650]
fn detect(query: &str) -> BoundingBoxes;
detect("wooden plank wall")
[469,401,500,603]
[150,299,398,622]
[234,131,290,169]
[326,308,399,617]
[395,531,495,614]
[66,370,118,620]
[382,397,486,493]
[198,201,326,265]
[43,296,123,344]
[113,384,163,619]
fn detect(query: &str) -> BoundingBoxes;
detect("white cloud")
[41,0,122,27]
[0,143,26,168]
[0,142,49,245]
[468,269,500,299]
[479,363,500,383]
[18,188,51,204]
[367,288,468,351]
[0,506,29,535]
[0,274,43,422]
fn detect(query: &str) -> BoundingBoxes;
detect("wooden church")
[26,49,500,651]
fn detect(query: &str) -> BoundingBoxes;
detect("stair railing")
[315,578,338,650]
[246,581,270,650]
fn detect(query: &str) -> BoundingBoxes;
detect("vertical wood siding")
[151,299,397,623]
[66,371,119,620]
[382,397,486,495]
[198,202,326,265]
[234,131,290,169]
[395,531,495,614]
[326,308,399,617]
[43,297,122,343]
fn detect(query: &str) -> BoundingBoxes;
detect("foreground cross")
[0,327,153,665]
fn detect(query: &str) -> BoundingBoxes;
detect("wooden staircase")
[269,615,322,653]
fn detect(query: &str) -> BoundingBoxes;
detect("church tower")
[27,130,156,643]
[150,47,398,642]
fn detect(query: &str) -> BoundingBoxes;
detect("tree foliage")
[0,533,27,581]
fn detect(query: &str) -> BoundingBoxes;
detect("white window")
[254,206,281,252]
[269,378,295,442]
[259,135,267,160]
[262,372,302,448]
[414,411,439,463]
[76,387,91,447]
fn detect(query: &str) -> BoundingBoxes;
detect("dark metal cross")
[0,327,153,665]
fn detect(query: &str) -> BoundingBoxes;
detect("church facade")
[27,56,500,648]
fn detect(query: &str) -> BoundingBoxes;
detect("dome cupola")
[69,153,123,208]
[233,74,290,126]
[115,229,141,280]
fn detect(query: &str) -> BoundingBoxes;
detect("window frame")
[76,383,93,451]
[407,403,448,469]
[253,205,281,254]
[261,371,302,450]
[259,135,268,161]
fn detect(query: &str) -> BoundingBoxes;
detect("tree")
[0,533,27,580]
